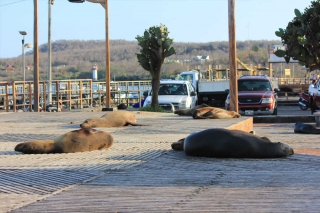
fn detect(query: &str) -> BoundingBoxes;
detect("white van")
[143,80,197,111]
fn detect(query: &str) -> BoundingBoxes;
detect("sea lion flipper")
[260,136,271,142]
[126,122,145,126]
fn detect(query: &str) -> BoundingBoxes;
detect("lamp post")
[19,31,27,82]
[19,31,32,105]
[68,0,111,109]
[48,0,54,105]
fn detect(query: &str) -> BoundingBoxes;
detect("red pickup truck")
[225,76,280,115]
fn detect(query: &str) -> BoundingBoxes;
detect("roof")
[238,75,270,80]
[160,79,189,84]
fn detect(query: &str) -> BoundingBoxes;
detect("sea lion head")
[278,142,294,156]
[80,119,96,128]
[171,138,185,151]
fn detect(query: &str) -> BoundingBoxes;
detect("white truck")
[178,70,230,107]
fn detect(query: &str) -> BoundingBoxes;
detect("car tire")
[272,105,278,115]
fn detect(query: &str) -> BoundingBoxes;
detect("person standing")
[308,78,320,114]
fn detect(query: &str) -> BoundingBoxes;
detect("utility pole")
[228,0,238,113]
[69,0,112,110]
[34,0,40,112]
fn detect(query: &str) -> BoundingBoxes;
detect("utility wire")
[0,0,27,7]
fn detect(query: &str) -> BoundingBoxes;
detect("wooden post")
[79,80,83,109]
[28,82,32,111]
[269,62,273,78]
[12,81,16,112]
[68,81,71,110]
[105,0,111,108]
[34,0,40,112]
[228,0,238,113]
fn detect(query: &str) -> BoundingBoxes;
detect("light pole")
[68,0,111,109]
[48,0,54,105]
[19,31,32,105]
[19,31,27,82]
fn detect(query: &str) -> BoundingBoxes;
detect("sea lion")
[117,103,127,109]
[294,122,320,134]
[171,128,294,158]
[14,128,113,154]
[192,107,241,119]
[80,111,142,128]
[174,103,209,116]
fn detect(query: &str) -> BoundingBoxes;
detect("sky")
[0,0,314,58]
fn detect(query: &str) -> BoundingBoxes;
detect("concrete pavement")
[0,109,320,212]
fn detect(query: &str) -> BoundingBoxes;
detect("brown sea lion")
[14,128,113,154]
[171,128,294,158]
[174,103,210,116]
[294,122,320,134]
[192,107,241,119]
[80,111,143,128]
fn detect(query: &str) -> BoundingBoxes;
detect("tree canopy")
[275,0,320,71]
[136,24,176,107]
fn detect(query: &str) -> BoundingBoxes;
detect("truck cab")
[179,70,200,91]
[179,70,230,107]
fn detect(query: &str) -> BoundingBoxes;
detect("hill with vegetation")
[0,39,305,82]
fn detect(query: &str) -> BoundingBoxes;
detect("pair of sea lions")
[171,128,294,158]
[15,111,141,154]
[174,104,240,119]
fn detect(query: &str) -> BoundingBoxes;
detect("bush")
[139,105,166,112]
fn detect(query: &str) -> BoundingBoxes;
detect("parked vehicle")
[309,78,320,113]
[298,92,310,110]
[143,80,197,111]
[225,75,280,115]
[179,70,229,107]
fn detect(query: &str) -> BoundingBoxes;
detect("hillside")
[0,39,304,81]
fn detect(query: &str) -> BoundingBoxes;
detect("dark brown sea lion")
[174,103,210,116]
[171,128,294,158]
[80,111,143,128]
[294,122,320,134]
[14,128,113,154]
[192,107,241,119]
[117,103,127,109]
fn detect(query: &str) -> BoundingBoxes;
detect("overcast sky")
[0,0,313,58]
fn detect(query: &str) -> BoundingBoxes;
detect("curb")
[253,115,315,123]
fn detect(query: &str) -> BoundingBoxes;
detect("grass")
[138,105,167,112]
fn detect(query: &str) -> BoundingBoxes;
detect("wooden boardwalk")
[0,111,320,212]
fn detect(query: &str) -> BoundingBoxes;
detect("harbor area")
[1,110,320,212]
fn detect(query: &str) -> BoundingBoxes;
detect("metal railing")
[0,79,152,112]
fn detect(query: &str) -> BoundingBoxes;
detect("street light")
[69,0,111,110]
[19,31,27,82]
[48,0,54,105]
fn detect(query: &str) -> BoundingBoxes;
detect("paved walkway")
[0,110,320,213]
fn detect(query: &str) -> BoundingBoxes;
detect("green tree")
[135,24,176,107]
[274,0,320,71]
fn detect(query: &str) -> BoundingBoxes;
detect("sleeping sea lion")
[15,128,113,154]
[174,103,210,116]
[171,128,294,158]
[294,122,320,134]
[80,111,143,128]
[192,107,241,119]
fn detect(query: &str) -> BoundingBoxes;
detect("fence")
[0,79,152,112]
